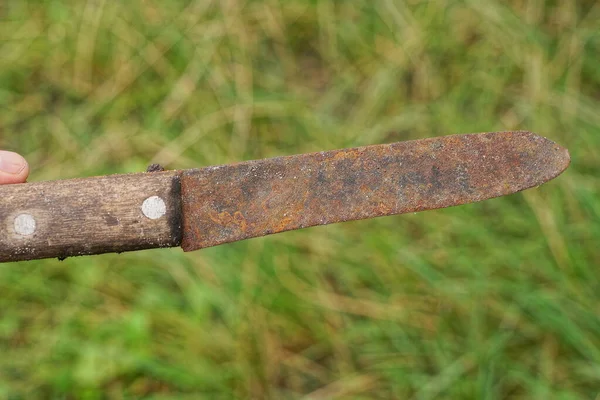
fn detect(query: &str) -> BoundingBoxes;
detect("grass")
[1,0,599,398]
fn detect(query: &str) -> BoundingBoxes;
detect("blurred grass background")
[1,0,599,398]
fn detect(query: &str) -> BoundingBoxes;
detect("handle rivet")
[142,196,166,220]
[14,214,36,236]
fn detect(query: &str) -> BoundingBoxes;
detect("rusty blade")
[181,131,570,251]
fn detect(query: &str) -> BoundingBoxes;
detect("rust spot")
[208,210,248,232]
[180,131,570,252]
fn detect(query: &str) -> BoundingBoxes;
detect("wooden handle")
[0,170,183,262]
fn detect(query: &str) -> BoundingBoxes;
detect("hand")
[0,151,29,184]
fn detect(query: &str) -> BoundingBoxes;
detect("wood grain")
[0,170,182,262]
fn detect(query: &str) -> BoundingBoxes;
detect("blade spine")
[181,130,536,176]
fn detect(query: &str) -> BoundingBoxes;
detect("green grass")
[1,0,599,398]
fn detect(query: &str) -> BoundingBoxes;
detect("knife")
[0,131,570,263]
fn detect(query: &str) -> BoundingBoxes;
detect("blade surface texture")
[181,131,570,251]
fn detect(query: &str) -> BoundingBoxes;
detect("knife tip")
[524,130,571,180]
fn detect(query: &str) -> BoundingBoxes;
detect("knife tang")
[0,171,183,262]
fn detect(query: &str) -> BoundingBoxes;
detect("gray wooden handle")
[0,170,183,262]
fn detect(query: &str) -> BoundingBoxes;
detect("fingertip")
[0,151,30,184]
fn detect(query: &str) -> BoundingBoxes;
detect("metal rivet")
[142,196,166,220]
[14,214,36,236]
